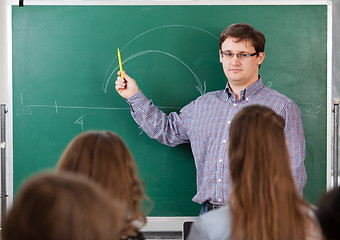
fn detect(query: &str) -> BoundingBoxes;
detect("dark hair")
[228,104,320,240]
[316,187,340,240]
[57,131,149,238]
[2,172,125,240]
[219,23,265,53]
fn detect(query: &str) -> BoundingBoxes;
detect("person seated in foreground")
[187,104,322,240]
[57,130,151,240]
[2,171,125,240]
[316,186,340,240]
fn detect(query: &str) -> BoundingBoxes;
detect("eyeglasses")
[221,51,258,60]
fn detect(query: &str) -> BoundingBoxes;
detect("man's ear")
[219,50,223,63]
[257,52,265,66]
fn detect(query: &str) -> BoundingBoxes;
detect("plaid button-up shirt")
[126,78,306,205]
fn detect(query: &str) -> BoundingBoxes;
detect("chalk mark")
[26,104,180,111]
[18,93,32,116]
[75,114,85,131]
[103,25,217,96]
[138,126,144,135]
[103,24,218,85]
[55,101,58,114]
[301,103,326,117]
[104,50,206,96]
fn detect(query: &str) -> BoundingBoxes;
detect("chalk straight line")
[26,104,180,110]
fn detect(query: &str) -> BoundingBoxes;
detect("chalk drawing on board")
[25,104,179,111]
[301,103,326,118]
[103,25,218,83]
[75,114,85,131]
[120,25,218,53]
[26,105,131,110]
[55,101,58,114]
[16,93,32,116]
[103,25,218,96]
[104,50,206,96]
[21,103,180,134]
[138,126,144,135]
[20,103,179,133]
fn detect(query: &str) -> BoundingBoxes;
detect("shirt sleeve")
[284,101,307,197]
[187,219,212,240]
[126,90,193,147]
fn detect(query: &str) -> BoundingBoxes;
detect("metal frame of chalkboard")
[333,98,340,187]
[3,0,333,232]
[0,104,8,224]
[9,0,331,6]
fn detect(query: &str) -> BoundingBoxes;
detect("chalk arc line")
[104,50,206,96]
[103,24,217,90]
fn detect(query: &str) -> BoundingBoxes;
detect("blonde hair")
[57,131,149,238]
[228,105,319,240]
[2,172,125,240]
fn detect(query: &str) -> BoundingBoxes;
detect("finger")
[122,71,132,82]
[115,80,126,88]
[115,84,125,92]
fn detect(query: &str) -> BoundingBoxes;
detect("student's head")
[228,104,318,240]
[56,131,147,237]
[316,187,340,240]
[2,172,125,240]
[229,104,294,195]
[219,23,265,88]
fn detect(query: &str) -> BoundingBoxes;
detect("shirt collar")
[225,76,264,101]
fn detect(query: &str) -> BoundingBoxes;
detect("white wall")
[0,0,9,105]
[0,0,13,213]
[333,0,340,98]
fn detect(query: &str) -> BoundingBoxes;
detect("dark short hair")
[316,187,340,240]
[219,23,265,53]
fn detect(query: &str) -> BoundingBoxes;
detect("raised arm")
[115,71,192,147]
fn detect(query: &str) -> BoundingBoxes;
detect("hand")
[115,71,140,99]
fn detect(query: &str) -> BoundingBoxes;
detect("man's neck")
[228,76,259,100]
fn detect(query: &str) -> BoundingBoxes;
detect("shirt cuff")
[126,89,149,110]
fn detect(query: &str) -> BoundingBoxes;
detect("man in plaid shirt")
[115,23,306,214]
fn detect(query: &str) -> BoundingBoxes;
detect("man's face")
[220,37,265,88]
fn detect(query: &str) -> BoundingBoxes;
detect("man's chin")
[227,77,244,83]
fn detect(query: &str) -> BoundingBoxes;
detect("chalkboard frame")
[9,2,332,221]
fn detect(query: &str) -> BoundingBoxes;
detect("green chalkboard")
[12,5,327,216]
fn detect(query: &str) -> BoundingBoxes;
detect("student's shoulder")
[198,206,231,231]
[200,206,230,222]
[196,206,231,240]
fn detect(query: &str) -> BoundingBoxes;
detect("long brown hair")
[57,131,148,238]
[228,105,319,240]
[2,172,125,240]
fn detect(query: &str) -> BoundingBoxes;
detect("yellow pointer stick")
[117,48,124,78]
